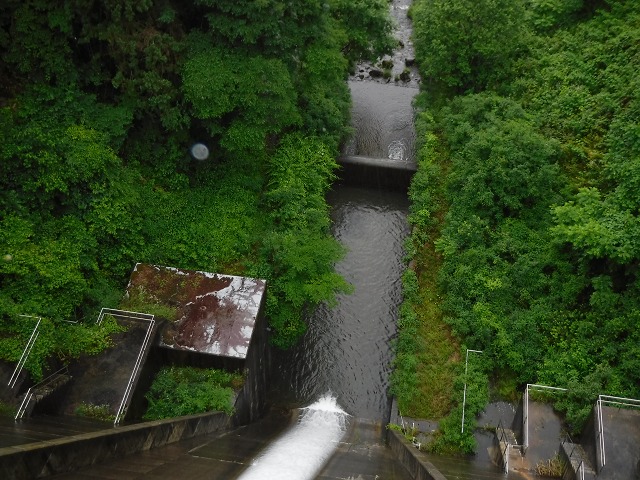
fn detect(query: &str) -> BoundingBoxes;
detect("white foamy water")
[238,394,349,480]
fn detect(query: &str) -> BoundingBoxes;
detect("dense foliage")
[399,0,640,449]
[143,366,243,419]
[0,1,394,362]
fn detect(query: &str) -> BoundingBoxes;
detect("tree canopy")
[396,0,640,447]
[0,1,394,360]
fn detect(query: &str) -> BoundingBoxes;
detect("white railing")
[7,315,41,388]
[596,396,605,471]
[524,384,567,452]
[461,348,483,433]
[97,308,155,426]
[577,460,585,480]
[595,394,640,472]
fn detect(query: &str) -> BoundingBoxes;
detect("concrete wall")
[337,158,414,192]
[388,429,447,480]
[233,300,270,426]
[0,411,231,479]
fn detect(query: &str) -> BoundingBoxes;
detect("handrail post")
[8,316,41,388]
[505,443,509,473]
[523,384,568,455]
[597,395,606,470]
[524,384,529,452]
[104,309,155,426]
[461,348,482,433]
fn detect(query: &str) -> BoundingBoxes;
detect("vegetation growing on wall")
[0,1,394,357]
[398,0,640,451]
[0,314,124,382]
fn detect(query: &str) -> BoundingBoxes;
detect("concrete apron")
[0,411,231,479]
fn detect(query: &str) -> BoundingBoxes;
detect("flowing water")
[237,394,349,480]
[343,82,418,165]
[269,186,410,421]
[242,2,418,477]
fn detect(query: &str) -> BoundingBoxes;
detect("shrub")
[143,366,243,419]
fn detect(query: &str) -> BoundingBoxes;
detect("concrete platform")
[597,405,640,479]
[49,410,292,479]
[0,415,110,449]
[47,413,415,480]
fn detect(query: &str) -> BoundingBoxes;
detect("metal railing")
[524,384,567,452]
[15,366,69,420]
[561,432,585,480]
[97,308,155,426]
[595,394,640,472]
[7,315,41,388]
[496,419,510,473]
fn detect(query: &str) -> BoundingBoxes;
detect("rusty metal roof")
[124,263,266,359]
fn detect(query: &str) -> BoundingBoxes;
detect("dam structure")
[0,1,428,478]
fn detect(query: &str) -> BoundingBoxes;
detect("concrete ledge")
[339,155,417,172]
[389,429,447,480]
[0,412,231,479]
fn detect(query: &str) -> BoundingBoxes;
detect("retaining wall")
[388,429,447,480]
[0,411,231,479]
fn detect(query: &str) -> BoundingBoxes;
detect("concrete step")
[17,374,72,418]
[562,442,597,480]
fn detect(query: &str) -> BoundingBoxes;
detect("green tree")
[182,45,301,158]
[411,0,529,94]
[258,134,352,348]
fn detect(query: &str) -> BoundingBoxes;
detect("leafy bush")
[0,314,124,381]
[144,366,243,419]
[257,133,352,348]
[411,0,529,95]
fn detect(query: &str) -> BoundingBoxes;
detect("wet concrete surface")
[597,405,640,479]
[49,409,292,479]
[0,415,111,449]
[521,402,563,473]
[316,419,413,480]
[62,318,150,418]
[46,411,415,480]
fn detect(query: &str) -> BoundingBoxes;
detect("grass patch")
[75,402,115,422]
[412,248,460,418]
[0,401,15,418]
[392,128,461,419]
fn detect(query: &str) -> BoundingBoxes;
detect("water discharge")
[237,394,349,480]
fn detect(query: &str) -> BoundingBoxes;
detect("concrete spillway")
[238,395,348,480]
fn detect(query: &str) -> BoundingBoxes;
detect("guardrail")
[7,315,41,389]
[561,432,585,480]
[97,308,155,426]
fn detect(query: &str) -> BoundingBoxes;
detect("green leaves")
[552,187,640,263]
[412,0,529,94]
[405,0,640,434]
[183,46,301,156]
[0,215,95,321]
[144,366,242,419]
[258,134,350,348]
